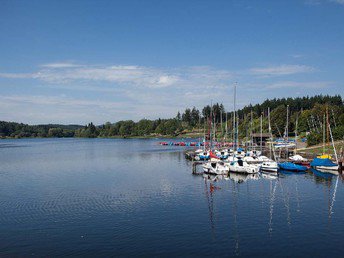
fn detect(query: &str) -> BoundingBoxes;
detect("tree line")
[1,95,343,146]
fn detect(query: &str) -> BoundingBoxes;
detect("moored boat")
[310,158,338,174]
[202,160,229,175]
[261,160,278,172]
[278,162,307,172]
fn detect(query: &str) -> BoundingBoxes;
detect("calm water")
[0,138,344,257]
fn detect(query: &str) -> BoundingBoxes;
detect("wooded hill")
[0,95,343,146]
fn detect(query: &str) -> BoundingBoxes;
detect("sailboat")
[278,105,307,172]
[202,152,230,175]
[310,158,338,173]
[227,84,260,174]
[202,105,230,175]
[310,107,339,174]
[288,114,309,167]
[229,157,260,174]
[261,107,278,172]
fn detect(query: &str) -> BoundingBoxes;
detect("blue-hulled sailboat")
[310,158,338,173]
[278,105,307,172]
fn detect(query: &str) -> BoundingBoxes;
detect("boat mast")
[225,112,228,143]
[203,116,206,151]
[286,105,289,160]
[295,114,298,155]
[331,108,337,128]
[260,112,263,154]
[233,83,237,150]
[268,107,276,161]
[250,110,253,151]
[220,109,223,144]
[237,112,239,148]
[323,114,326,155]
[210,101,213,151]
[329,122,338,163]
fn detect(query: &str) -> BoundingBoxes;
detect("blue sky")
[0,0,343,124]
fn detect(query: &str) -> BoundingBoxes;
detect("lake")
[0,138,343,257]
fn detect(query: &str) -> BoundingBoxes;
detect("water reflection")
[310,168,339,219]
[1,139,344,257]
[269,180,278,234]
[229,172,259,183]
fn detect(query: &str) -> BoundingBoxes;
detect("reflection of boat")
[203,173,229,181]
[261,171,278,180]
[229,172,260,183]
[268,180,278,233]
[310,168,339,219]
[279,169,306,175]
[310,168,334,180]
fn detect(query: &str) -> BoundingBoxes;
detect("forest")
[1,95,343,146]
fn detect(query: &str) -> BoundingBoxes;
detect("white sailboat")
[229,158,260,174]
[202,160,229,175]
[260,107,278,172]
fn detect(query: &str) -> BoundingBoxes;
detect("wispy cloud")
[0,61,336,124]
[265,81,331,89]
[41,62,84,68]
[330,0,344,5]
[291,54,304,59]
[306,0,344,5]
[250,64,315,77]
[305,0,321,5]
[0,63,233,89]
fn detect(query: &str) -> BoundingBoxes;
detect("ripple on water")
[0,139,344,257]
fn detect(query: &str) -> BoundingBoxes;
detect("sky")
[0,0,343,125]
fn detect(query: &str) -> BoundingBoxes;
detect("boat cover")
[310,158,337,167]
[279,162,307,171]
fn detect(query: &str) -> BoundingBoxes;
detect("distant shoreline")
[0,133,202,140]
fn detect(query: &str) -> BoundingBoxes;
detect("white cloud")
[250,64,314,76]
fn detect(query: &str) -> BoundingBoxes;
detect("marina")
[1,1,344,256]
